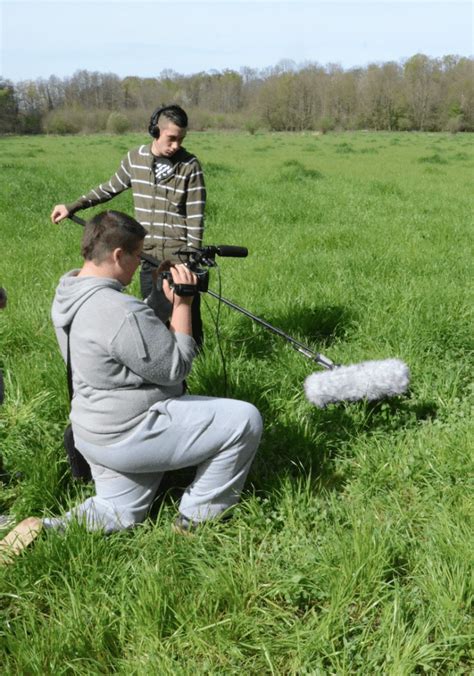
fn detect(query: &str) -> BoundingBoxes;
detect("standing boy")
[51,105,206,346]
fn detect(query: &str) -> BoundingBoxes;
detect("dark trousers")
[140,260,203,349]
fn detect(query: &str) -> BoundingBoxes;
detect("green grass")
[0,131,473,673]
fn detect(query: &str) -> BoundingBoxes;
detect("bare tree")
[403,54,442,130]
[0,79,18,132]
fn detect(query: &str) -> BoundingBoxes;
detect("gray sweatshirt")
[52,271,197,445]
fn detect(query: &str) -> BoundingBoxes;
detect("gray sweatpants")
[44,396,263,533]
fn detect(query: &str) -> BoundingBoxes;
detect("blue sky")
[1,0,472,82]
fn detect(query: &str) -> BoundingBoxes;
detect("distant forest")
[1,54,473,135]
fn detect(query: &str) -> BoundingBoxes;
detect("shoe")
[172,514,201,536]
[0,517,43,564]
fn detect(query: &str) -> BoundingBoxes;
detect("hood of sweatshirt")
[51,270,124,329]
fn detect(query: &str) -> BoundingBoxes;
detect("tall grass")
[0,131,472,673]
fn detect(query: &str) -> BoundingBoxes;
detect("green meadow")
[0,131,472,673]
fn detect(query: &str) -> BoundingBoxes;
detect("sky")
[0,0,472,82]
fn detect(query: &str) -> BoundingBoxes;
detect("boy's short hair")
[81,211,147,262]
[159,104,188,129]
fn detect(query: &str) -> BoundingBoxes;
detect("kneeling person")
[44,210,262,533]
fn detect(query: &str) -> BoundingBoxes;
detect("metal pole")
[206,290,335,369]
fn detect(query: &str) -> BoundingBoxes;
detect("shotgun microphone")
[204,245,248,258]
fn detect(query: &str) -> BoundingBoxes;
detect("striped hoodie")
[65,144,206,260]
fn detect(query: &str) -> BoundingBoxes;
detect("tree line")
[1,54,473,135]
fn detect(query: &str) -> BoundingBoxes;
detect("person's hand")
[163,264,197,306]
[50,205,69,224]
[151,260,172,289]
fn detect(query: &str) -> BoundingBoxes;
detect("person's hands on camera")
[163,264,197,306]
[51,205,70,224]
[151,259,172,290]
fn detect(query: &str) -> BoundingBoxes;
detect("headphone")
[148,105,168,138]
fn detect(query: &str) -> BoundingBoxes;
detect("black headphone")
[148,106,167,138]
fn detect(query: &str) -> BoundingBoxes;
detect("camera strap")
[65,323,73,402]
[62,321,92,482]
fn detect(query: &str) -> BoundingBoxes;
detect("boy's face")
[116,241,144,286]
[153,121,186,158]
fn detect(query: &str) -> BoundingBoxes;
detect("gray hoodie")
[52,271,197,445]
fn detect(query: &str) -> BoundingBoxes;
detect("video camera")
[142,245,248,297]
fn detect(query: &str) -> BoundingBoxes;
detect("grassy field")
[0,130,472,673]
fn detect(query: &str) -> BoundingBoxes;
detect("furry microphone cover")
[304,358,410,408]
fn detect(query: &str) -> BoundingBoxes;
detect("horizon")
[3,51,473,86]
